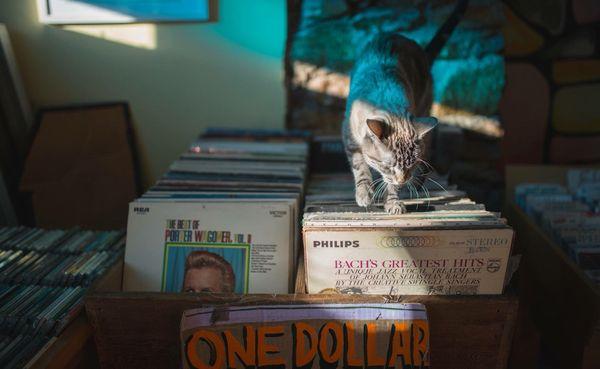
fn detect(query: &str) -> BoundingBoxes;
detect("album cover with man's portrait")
[123,201,294,294]
[162,243,250,294]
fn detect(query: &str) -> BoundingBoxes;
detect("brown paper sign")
[181,303,429,369]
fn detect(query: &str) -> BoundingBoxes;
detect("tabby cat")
[342,0,469,214]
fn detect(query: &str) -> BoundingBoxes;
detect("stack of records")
[516,168,600,285]
[0,227,124,368]
[124,129,310,294]
[302,173,514,295]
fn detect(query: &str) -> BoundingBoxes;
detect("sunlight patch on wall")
[431,103,504,138]
[293,61,349,98]
[64,24,156,50]
[292,62,504,138]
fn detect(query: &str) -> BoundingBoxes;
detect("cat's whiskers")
[366,178,384,209]
[421,163,432,176]
[414,175,428,209]
[383,185,390,201]
[417,158,435,173]
[371,183,380,203]
[403,178,411,199]
[427,177,447,193]
[420,182,431,208]
[373,181,386,204]
[368,178,384,195]
[412,180,420,206]
[405,177,417,208]
[370,177,384,187]
[406,181,415,201]
[378,182,389,202]
[412,183,419,202]
[415,164,431,183]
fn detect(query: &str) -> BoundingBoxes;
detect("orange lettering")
[257,325,285,367]
[318,322,343,364]
[412,320,430,366]
[365,323,385,367]
[344,323,362,367]
[388,322,412,366]
[223,326,256,368]
[293,322,317,367]
[187,329,225,369]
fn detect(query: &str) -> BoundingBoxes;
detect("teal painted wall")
[0,0,287,186]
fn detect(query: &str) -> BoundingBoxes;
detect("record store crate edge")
[85,258,519,369]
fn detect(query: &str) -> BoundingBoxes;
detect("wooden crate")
[85,253,518,369]
[505,165,600,369]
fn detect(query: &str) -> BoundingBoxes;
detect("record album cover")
[124,201,294,293]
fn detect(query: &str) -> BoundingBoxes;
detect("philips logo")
[313,240,359,248]
[134,207,150,214]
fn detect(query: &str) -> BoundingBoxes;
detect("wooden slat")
[85,292,518,369]
[25,314,95,369]
[294,252,307,293]
[584,324,600,369]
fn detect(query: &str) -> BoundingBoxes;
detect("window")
[37,0,210,24]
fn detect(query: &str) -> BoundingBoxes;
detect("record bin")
[505,165,600,369]
[24,253,123,369]
[84,255,518,369]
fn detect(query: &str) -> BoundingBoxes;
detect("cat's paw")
[355,184,373,207]
[385,200,407,214]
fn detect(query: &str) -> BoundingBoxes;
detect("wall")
[0,0,286,187]
[286,0,504,134]
[500,0,600,165]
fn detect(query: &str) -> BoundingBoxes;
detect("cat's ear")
[366,119,386,140]
[413,116,438,139]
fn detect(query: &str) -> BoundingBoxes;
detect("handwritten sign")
[181,303,430,369]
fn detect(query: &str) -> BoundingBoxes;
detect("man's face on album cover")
[182,266,227,293]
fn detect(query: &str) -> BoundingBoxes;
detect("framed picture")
[37,0,210,25]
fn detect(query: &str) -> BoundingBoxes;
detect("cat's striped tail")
[424,0,470,63]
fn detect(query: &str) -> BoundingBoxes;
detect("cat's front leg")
[349,151,373,207]
[384,183,407,214]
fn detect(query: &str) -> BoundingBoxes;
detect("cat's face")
[361,116,437,186]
